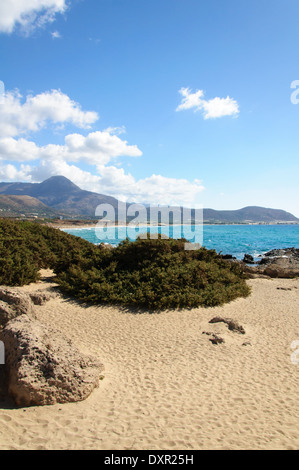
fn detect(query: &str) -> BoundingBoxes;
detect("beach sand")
[0,272,298,450]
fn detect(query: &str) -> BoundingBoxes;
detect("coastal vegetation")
[0,218,97,286]
[0,219,250,309]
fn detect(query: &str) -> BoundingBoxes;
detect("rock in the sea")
[243,254,255,264]
[261,248,299,260]
[257,248,299,278]
[221,254,236,260]
[0,315,104,407]
[0,287,36,326]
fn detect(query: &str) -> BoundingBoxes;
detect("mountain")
[203,206,299,223]
[0,176,120,217]
[0,176,298,223]
[0,195,58,218]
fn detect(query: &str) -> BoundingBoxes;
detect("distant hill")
[203,206,299,223]
[0,176,298,223]
[0,176,120,217]
[0,195,58,218]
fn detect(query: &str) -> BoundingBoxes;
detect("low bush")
[0,218,99,285]
[56,236,251,309]
[0,219,250,309]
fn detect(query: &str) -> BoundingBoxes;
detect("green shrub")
[56,236,251,309]
[0,219,250,309]
[0,218,100,286]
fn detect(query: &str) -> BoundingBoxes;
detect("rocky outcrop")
[210,334,225,345]
[0,287,57,326]
[227,248,299,279]
[257,248,299,278]
[260,248,299,260]
[243,254,255,264]
[202,331,225,345]
[221,254,236,260]
[0,287,36,326]
[0,315,104,407]
[209,317,246,334]
[29,290,57,306]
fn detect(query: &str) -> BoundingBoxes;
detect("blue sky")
[0,0,299,216]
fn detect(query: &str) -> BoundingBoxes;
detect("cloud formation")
[176,87,239,119]
[0,89,98,137]
[0,0,68,34]
[0,87,204,206]
[0,159,204,206]
[0,131,143,166]
[51,30,61,39]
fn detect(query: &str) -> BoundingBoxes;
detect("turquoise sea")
[63,224,299,260]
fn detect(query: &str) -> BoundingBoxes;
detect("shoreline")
[51,222,299,231]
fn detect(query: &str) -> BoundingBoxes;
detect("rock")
[209,334,225,345]
[221,254,236,260]
[243,265,271,279]
[243,254,255,264]
[0,287,36,326]
[0,315,104,407]
[227,320,246,335]
[230,248,299,279]
[242,341,252,347]
[209,317,245,334]
[29,290,56,306]
[209,316,226,324]
[262,248,299,260]
[257,248,299,278]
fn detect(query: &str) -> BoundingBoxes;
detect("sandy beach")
[0,271,298,450]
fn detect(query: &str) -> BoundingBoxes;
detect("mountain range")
[0,176,298,224]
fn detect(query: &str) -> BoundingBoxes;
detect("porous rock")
[29,290,57,306]
[209,317,246,334]
[0,315,104,407]
[0,287,36,326]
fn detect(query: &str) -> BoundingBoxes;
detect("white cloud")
[202,96,239,119]
[0,89,99,137]
[119,173,205,206]
[0,163,32,181]
[176,87,239,119]
[0,137,40,161]
[0,132,203,205]
[0,159,204,206]
[176,88,205,112]
[0,130,143,166]
[0,85,205,206]
[51,30,61,39]
[0,0,68,34]
[103,126,126,136]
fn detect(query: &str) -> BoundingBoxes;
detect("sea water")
[63,224,299,260]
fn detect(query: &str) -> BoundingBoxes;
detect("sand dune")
[0,271,298,450]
